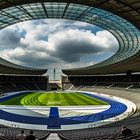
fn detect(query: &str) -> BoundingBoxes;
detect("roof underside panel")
[0,57,47,75]
[0,0,139,29]
[0,0,139,75]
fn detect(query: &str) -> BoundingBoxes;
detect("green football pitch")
[0,92,108,106]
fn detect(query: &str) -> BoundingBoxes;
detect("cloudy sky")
[0,19,119,80]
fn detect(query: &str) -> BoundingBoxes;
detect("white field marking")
[29,109,50,116]
[0,105,110,117]
[0,90,136,130]
[59,90,136,131]
[59,105,110,117]
[0,105,50,117]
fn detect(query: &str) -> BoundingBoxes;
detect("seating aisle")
[46,133,61,140]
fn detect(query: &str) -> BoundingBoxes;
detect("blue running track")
[0,91,127,128]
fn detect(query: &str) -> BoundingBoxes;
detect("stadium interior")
[0,0,140,140]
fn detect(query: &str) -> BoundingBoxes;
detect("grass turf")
[0,92,108,106]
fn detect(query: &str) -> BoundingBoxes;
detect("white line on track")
[0,90,137,130]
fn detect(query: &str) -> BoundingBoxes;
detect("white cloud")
[0,19,119,71]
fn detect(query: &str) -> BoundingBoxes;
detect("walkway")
[46,133,61,140]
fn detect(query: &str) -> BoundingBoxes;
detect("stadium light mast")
[54,68,56,83]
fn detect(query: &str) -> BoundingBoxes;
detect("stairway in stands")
[46,133,61,140]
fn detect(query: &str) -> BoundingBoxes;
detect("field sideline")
[0,92,108,106]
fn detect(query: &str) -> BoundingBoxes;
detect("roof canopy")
[0,0,140,75]
[0,57,47,75]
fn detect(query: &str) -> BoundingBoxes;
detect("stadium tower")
[54,68,56,82]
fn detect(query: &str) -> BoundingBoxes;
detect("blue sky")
[0,19,119,80]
